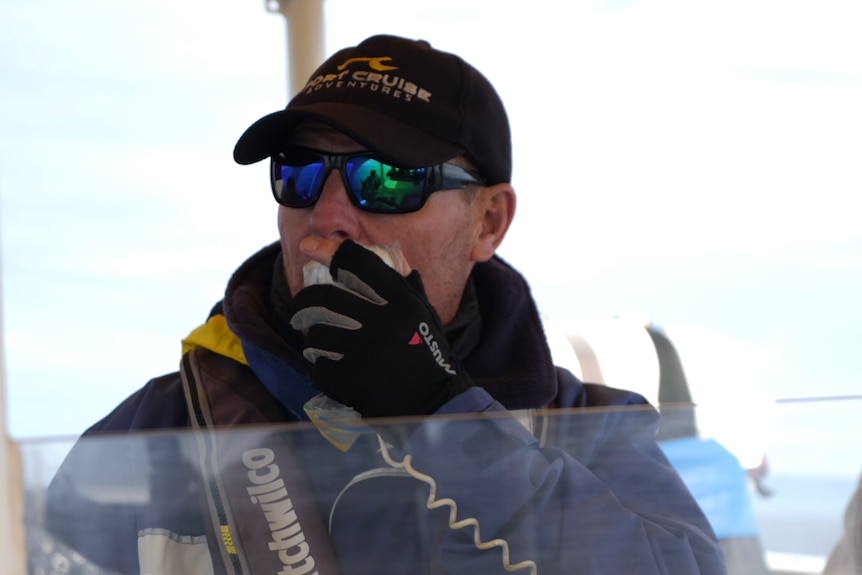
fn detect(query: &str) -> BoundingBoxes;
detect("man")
[824,475,862,574]
[44,35,726,575]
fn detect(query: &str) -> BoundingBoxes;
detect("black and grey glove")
[290,240,473,418]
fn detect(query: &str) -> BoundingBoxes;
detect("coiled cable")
[376,435,538,575]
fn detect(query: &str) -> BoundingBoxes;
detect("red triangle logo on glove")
[408,332,422,345]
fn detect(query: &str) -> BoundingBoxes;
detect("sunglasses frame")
[270,147,486,214]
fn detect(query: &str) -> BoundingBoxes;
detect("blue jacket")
[44,243,725,575]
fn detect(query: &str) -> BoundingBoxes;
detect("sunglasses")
[270,147,485,214]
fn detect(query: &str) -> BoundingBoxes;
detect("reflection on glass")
[18,399,862,575]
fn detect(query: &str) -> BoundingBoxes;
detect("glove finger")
[303,319,359,350]
[331,241,415,302]
[290,284,374,331]
[302,346,343,364]
[291,305,361,332]
[303,322,367,405]
[306,256,387,305]
[335,269,387,305]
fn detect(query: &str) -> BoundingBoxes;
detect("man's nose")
[309,170,362,240]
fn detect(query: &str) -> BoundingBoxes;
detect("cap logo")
[336,57,398,72]
[302,55,433,104]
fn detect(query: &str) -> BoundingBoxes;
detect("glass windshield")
[18,398,862,574]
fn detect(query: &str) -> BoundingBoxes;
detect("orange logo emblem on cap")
[337,57,398,72]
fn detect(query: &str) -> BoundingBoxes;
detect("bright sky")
[1,0,861,439]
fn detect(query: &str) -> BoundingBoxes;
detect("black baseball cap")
[233,34,512,185]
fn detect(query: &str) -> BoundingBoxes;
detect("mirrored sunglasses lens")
[345,157,425,212]
[273,161,325,206]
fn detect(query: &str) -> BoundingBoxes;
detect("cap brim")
[233,103,465,167]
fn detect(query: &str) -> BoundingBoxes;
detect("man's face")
[278,123,482,325]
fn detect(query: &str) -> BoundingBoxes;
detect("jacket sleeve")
[43,373,201,575]
[345,381,726,575]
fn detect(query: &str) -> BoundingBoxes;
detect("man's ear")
[470,183,516,262]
